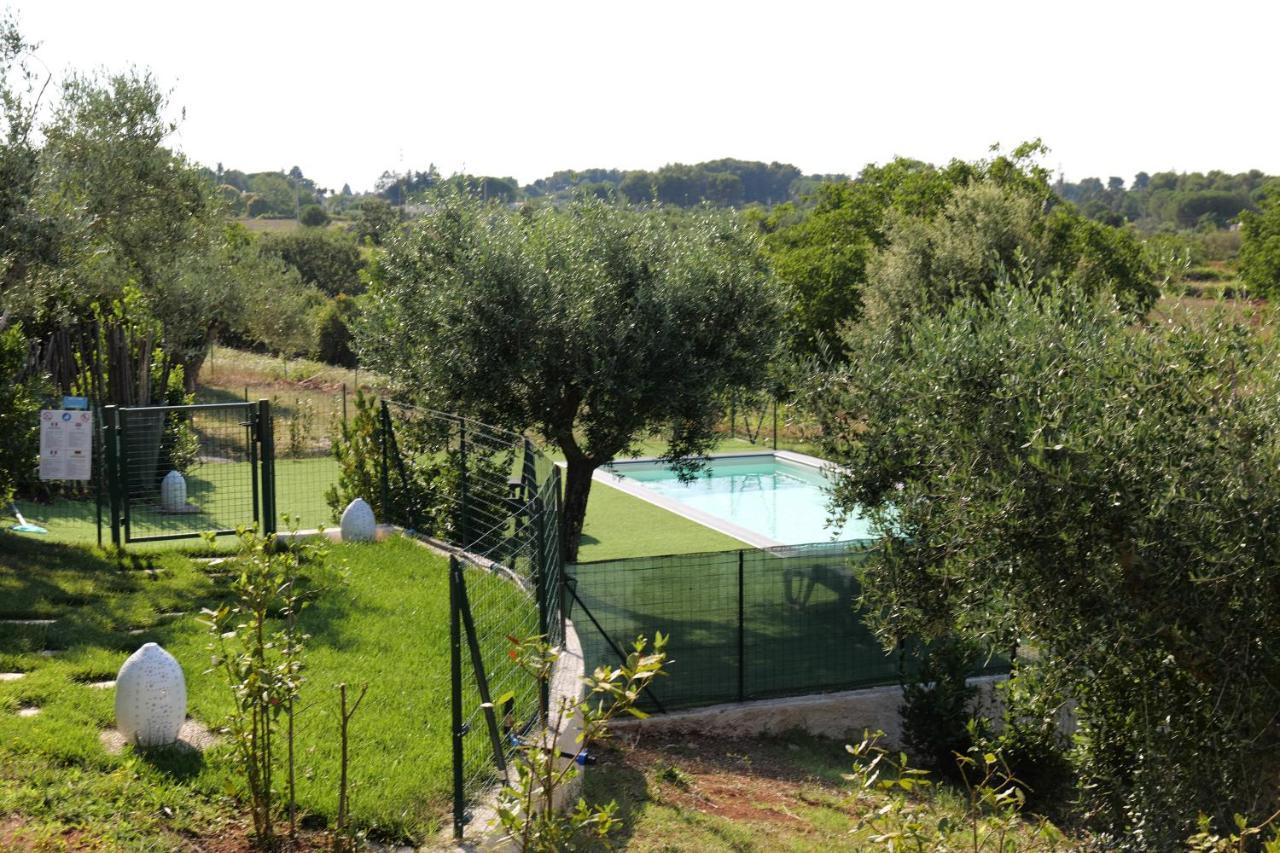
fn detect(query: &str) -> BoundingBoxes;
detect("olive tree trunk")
[560,459,595,565]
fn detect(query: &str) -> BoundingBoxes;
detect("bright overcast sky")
[13,0,1280,192]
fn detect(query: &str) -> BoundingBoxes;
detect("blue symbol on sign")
[61,412,72,422]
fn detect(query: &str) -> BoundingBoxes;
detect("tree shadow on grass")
[135,741,206,782]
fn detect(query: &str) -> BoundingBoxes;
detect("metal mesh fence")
[568,541,1007,712]
[378,402,564,833]
[115,402,261,542]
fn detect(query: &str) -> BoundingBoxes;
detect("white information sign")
[39,409,94,481]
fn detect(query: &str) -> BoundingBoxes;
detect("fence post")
[341,383,348,428]
[458,418,469,546]
[449,556,466,840]
[772,399,778,451]
[737,549,745,703]
[94,405,103,549]
[257,399,277,537]
[379,401,390,519]
[104,405,121,548]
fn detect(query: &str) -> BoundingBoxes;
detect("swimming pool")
[596,451,876,547]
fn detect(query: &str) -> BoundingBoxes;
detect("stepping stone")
[127,628,146,636]
[0,618,56,625]
[157,612,186,620]
[87,680,115,690]
[0,672,25,682]
[100,718,219,755]
[17,706,40,717]
[38,650,62,657]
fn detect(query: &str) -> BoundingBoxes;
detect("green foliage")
[981,660,1074,815]
[496,632,668,851]
[864,181,1157,327]
[761,143,1154,354]
[259,228,364,297]
[312,295,358,368]
[820,279,1280,845]
[298,204,329,227]
[845,729,1061,850]
[360,196,780,561]
[325,389,383,522]
[200,528,321,845]
[0,321,42,503]
[350,197,399,245]
[1239,195,1280,297]
[899,636,984,777]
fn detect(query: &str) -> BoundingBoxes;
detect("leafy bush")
[900,635,985,777]
[260,229,364,297]
[299,204,329,227]
[0,322,43,503]
[1240,196,1280,297]
[821,279,1280,845]
[312,296,357,368]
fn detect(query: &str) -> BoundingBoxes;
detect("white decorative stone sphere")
[340,498,376,541]
[115,643,186,747]
[159,470,187,512]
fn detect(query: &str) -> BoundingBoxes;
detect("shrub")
[299,204,330,227]
[312,296,357,368]
[0,322,45,503]
[900,635,985,777]
[822,280,1280,844]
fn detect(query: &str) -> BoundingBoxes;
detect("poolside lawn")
[577,479,747,562]
[0,533,521,846]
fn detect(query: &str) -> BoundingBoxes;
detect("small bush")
[313,296,357,368]
[299,204,330,227]
[900,635,985,777]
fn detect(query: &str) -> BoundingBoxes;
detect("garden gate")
[101,400,276,545]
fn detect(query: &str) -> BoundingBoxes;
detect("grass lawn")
[577,480,747,562]
[20,455,340,549]
[0,533,531,846]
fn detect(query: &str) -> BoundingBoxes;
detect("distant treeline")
[209,159,1280,229]
[1056,170,1280,231]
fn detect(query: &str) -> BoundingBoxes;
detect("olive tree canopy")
[360,198,780,561]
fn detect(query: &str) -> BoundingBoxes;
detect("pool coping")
[585,450,844,550]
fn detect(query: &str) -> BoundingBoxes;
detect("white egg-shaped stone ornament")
[115,643,186,747]
[159,470,187,512]
[340,498,376,541]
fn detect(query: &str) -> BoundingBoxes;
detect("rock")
[340,498,376,542]
[115,642,186,747]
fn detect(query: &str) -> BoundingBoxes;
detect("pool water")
[610,454,875,546]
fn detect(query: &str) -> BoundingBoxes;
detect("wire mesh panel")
[569,540,916,712]
[571,551,743,710]
[117,402,260,542]
[742,541,897,698]
[377,402,565,837]
[270,394,342,532]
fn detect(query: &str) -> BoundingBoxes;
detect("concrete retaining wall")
[611,675,1008,750]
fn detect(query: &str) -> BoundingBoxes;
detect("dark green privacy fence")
[568,541,1005,712]
[377,402,564,839]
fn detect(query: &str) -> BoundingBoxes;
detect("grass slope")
[584,734,1071,850]
[0,534,531,845]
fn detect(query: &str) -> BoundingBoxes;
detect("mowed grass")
[22,456,340,548]
[0,533,530,845]
[577,480,746,562]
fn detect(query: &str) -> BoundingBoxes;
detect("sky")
[13,0,1280,193]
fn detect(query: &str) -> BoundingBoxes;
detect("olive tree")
[360,198,779,561]
[818,280,1280,844]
